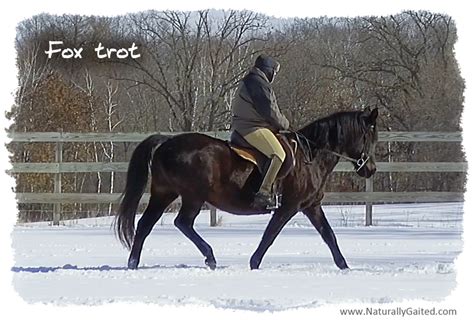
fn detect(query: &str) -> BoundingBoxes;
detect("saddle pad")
[230,146,258,166]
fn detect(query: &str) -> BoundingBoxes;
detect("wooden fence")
[8,131,466,226]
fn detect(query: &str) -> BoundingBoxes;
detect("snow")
[11,203,463,311]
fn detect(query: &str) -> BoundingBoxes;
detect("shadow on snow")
[11,263,226,273]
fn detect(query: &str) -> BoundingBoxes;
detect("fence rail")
[8,131,465,226]
[9,161,467,173]
[15,192,463,204]
[8,131,463,142]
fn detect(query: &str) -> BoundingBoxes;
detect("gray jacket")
[231,56,289,136]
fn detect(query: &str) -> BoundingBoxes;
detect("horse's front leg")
[250,207,297,269]
[303,204,349,269]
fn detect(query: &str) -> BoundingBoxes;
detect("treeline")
[9,10,465,221]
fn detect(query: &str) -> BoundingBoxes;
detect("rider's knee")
[273,149,285,163]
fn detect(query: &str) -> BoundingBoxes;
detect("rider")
[231,54,290,207]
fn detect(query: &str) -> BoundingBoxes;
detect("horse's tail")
[115,134,170,249]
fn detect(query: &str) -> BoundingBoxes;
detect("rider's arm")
[244,76,289,131]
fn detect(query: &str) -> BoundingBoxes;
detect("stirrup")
[266,193,282,210]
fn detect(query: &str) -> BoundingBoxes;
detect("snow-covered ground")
[11,203,463,311]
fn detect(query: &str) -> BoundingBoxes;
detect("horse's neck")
[301,119,348,175]
[301,118,346,154]
[312,149,340,175]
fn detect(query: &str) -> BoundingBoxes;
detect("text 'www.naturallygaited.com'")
[339,306,457,317]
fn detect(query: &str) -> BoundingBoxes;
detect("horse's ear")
[363,107,378,125]
[368,108,378,125]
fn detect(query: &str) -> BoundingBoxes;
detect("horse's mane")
[298,110,366,150]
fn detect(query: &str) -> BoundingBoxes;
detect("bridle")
[324,150,371,172]
[292,130,372,173]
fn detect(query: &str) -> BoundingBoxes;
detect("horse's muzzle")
[357,163,376,178]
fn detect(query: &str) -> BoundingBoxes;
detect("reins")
[290,130,371,172]
[291,131,313,164]
[324,150,371,172]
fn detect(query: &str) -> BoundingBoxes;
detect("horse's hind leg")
[128,190,177,269]
[174,198,217,270]
[303,205,349,269]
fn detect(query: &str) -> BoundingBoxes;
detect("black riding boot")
[252,155,283,208]
[253,191,274,207]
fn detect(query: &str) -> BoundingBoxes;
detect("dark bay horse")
[115,108,379,270]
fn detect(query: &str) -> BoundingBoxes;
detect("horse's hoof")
[249,257,261,270]
[205,258,216,270]
[128,258,139,270]
[336,259,349,270]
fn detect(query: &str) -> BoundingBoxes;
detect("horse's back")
[156,132,251,166]
[153,133,232,182]
[151,132,257,209]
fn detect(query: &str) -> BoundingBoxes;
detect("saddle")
[229,131,297,179]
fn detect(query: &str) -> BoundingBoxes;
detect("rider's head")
[255,54,280,83]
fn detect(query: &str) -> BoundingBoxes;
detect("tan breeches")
[243,128,286,193]
[243,128,286,162]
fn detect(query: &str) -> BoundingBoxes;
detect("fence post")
[210,205,217,227]
[53,133,63,225]
[208,131,219,227]
[365,177,373,226]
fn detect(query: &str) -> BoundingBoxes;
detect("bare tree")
[117,10,270,131]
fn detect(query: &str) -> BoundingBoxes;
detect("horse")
[115,107,379,270]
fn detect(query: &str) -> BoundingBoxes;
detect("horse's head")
[298,107,379,178]
[347,107,378,178]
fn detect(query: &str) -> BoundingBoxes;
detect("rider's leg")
[243,128,285,205]
[259,155,283,193]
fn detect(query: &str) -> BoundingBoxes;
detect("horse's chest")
[282,167,326,198]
